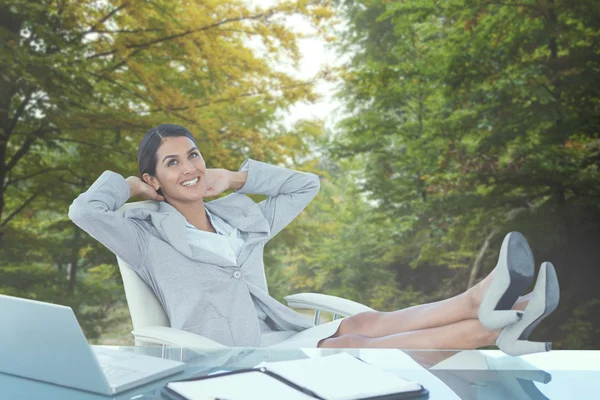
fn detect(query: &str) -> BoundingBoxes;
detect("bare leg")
[320,319,499,349]
[336,292,475,338]
[336,272,532,339]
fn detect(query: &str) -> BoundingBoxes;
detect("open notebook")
[165,353,428,400]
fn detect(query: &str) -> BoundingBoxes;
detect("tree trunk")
[467,228,497,289]
[547,0,564,143]
[0,6,24,233]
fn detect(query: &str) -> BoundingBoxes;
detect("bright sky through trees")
[250,0,343,130]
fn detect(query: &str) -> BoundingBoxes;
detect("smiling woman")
[68,124,561,354]
[129,125,249,233]
[135,125,205,199]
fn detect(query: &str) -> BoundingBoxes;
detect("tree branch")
[103,47,144,74]
[216,28,260,35]
[86,71,155,106]
[89,28,163,34]
[87,11,274,60]
[81,3,129,36]
[0,193,38,227]
[5,128,58,173]
[6,90,34,137]
[5,136,35,173]
[150,82,312,113]
[541,83,557,100]
[486,2,540,10]
[133,12,273,49]
[467,228,497,289]
[3,168,69,189]
[49,137,131,156]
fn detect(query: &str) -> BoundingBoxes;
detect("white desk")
[2,347,599,399]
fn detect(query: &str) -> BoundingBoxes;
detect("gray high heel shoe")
[496,262,560,356]
[478,232,535,330]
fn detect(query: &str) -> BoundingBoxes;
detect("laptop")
[0,294,185,395]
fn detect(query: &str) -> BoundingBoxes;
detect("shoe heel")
[478,309,523,330]
[478,232,534,330]
[499,339,551,357]
[520,262,560,339]
[496,262,560,357]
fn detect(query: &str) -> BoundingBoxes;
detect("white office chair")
[116,201,374,347]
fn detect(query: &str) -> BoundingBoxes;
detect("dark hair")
[137,124,198,196]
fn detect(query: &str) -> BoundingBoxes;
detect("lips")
[181,177,199,186]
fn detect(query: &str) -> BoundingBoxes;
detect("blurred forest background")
[1,0,599,348]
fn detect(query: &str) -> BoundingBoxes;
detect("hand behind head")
[126,176,165,201]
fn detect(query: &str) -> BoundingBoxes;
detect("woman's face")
[143,136,207,203]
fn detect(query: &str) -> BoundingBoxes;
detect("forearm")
[69,171,149,270]
[69,172,133,243]
[70,171,131,217]
[234,159,320,238]
[125,177,140,199]
[236,159,320,197]
[228,171,248,191]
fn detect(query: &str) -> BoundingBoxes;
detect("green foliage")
[332,0,600,348]
[555,299,600,349]
[265,154,429,312]
[0,0,334,340]
[2,0,599,350]
[0,262,123,340]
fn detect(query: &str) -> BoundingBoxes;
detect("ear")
[142,173,160,191]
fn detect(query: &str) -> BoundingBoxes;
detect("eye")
[190,151,200,159]
[167,159,178,167]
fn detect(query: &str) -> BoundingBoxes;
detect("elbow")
[309,173,321,196]
[312,173,321,190]
[68,200,84,225]
[313,172,321,183]
[68,195,95,227]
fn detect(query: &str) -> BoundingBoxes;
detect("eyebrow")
[162,147,199,164]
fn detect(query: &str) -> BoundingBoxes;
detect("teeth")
[182,177,198,186]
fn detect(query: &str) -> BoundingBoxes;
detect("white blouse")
[185,208,245,264]
[185,207,274,332]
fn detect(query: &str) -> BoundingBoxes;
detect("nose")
[182,158,196,174]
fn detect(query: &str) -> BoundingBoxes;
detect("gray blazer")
[68,159,319,346]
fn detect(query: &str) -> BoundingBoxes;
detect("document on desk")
[165,353,428,400]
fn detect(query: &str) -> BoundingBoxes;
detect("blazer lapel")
[125,194,270,266]
[125,202,192,258]
[205,194,270,235]
[206,194,271,266]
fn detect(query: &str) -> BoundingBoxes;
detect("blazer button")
[232,271,242,279]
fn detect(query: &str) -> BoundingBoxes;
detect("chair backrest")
[116,201,170,330]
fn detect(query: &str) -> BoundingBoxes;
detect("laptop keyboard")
[100,364,138,381]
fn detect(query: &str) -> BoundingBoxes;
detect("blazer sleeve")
[68,171,149,271]
[236,159,320,238]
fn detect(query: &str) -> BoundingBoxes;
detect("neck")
[168,198,216,233]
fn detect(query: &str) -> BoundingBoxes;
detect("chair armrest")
[284,293,374,317]
[132,326,226,348]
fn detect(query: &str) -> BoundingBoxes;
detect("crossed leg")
[318,270,531,349]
